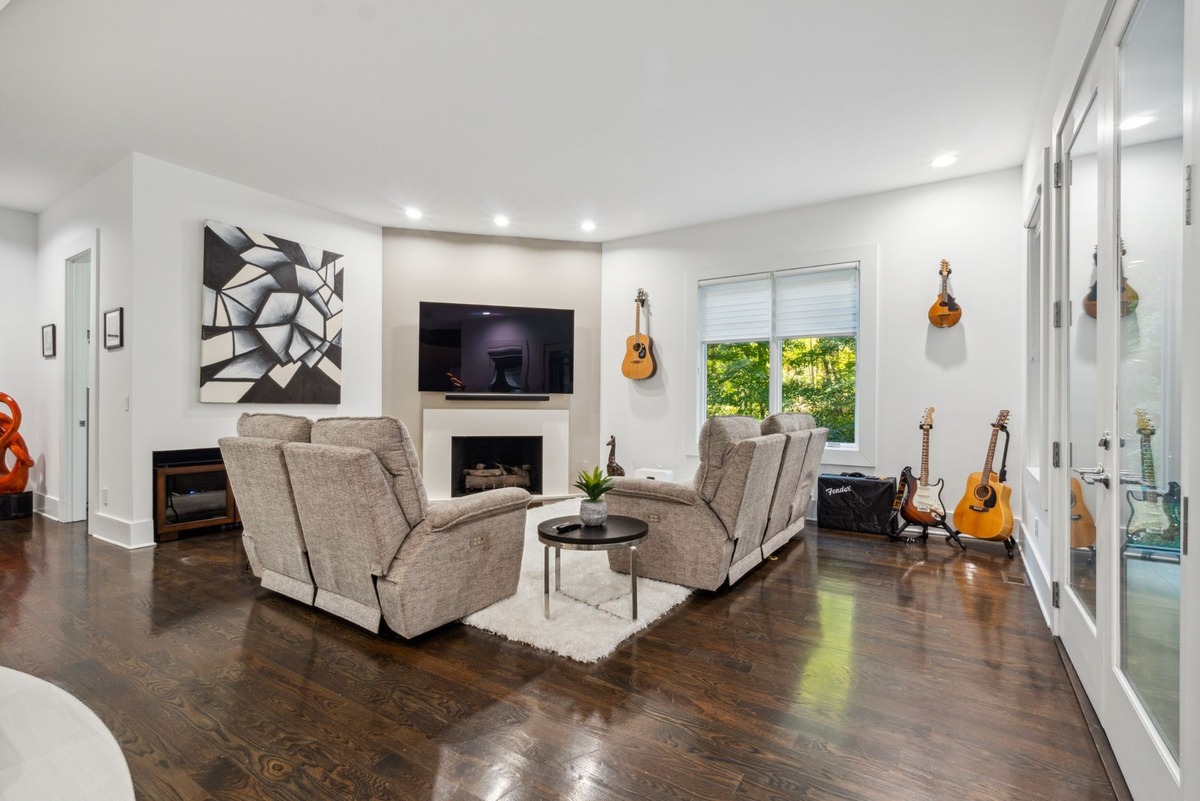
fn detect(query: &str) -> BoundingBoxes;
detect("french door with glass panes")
[1052,0,1196,798]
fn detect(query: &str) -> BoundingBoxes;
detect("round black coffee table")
[536,515,648,620]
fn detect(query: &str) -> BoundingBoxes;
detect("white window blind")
[698,276,771,342]
[774,263,859,338]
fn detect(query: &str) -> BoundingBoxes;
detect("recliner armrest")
[426,487,531,531]
[607,477,701,506]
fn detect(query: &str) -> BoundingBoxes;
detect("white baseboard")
[34,493,60,522]
[89,512,156,550]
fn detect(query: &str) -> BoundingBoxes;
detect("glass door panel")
[1117,0,1184,760]
[1067,95,1102,620]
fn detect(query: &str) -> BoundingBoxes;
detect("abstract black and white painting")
[201,221,344,404]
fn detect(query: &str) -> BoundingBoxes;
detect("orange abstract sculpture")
[0,392,35,494]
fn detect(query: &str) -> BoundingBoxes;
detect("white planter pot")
[579,499,608,526]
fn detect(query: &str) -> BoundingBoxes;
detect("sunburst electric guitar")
[928,260,962,328]
[900,407,947,526]
[953,410,1014,541]
[1125,409,1181,543]
[621,288,657,380]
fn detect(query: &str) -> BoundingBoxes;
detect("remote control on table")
[554,522,582,533]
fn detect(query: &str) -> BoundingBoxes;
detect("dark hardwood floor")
[0,515,1118,800]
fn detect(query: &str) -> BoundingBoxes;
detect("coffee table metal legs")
[543,544,562,619]
[630,545,638,620]
[543,543,638,620]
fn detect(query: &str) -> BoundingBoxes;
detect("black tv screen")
[418,302,574,394]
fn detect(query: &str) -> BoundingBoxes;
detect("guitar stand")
[892,517,967,551]
[995,425,1016,560]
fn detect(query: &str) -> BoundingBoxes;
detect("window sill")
[819,445,872,469]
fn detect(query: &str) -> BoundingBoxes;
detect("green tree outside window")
[705,336,856,443]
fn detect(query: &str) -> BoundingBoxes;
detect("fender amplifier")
[817,473,897,535]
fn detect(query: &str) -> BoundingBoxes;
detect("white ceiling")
[0,0,1067,242]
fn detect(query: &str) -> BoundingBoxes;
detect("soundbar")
[444,393,550,402]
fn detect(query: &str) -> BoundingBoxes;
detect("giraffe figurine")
[605,435,625,477]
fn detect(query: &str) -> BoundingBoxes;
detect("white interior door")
[1058,78,1110,706]
[1053,1,1190,797]
[64,250,92,524]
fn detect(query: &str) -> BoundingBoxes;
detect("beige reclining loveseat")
[218,413,316,605]
[283,417,530,637]
[604,416,785,591]
[760,412,829,557]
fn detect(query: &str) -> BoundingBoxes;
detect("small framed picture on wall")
[42,324,56,358]
[104,307,124,350]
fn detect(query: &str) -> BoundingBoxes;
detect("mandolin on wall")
[928,259,962,328]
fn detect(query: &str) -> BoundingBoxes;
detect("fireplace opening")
[450,436,542,497]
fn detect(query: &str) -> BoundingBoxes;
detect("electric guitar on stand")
[927,260,962,328]
[953,410,1015,557]
[1125,408,1181,546]
[900,408,946,526]
[621,288,657,380]
[893,407,965,550]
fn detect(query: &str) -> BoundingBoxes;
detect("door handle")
[1072,465,1110,488]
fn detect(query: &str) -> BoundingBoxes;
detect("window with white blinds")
[774,264,858,338]
[697,276,771,342]
[698,263,859,342]
[698,260,862,445]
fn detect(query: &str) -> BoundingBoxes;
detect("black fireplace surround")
[450,436,542,497]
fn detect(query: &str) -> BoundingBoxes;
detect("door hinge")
[1052,581,1060,608]
[1052,442,1060,468]
[1053,161,1063,189]
[1185,164,1192,226]
[1183,496,1189,556]
[1053,300,1061,328]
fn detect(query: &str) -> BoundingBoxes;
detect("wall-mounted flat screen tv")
[418,302,575,394]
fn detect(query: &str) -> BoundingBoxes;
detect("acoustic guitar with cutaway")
[621,288,657,380]
[952,410,1014,541]
[928,260,962,328]
[900,407,947,527]
[1069,477,1096,549]
[1083,242,1138,319]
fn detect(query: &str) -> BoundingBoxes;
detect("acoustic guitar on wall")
[928,260,962,329]
[1083,242,1138,319]
[899,407,947,527]
[621,288,657,380]
[952,410,1014,543]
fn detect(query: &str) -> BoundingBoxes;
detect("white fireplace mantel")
[422,408,570,500]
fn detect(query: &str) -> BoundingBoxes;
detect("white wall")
[36,155,134,524]
[34,153,383,547]
[123,154,383,547]
[1021,0,1111,206]
[600,168,1025,522]
[0,206,39,476]
[381,229,602,486]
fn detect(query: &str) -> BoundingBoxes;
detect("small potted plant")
[573,466,614,526]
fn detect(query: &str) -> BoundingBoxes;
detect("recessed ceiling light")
[1120,115,1156,131]
[580,220,596,232]
[930,153,957,168]
[494,215,510,227]
[404,206,423,220]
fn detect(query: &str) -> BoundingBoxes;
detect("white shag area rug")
[462,498,692,663]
